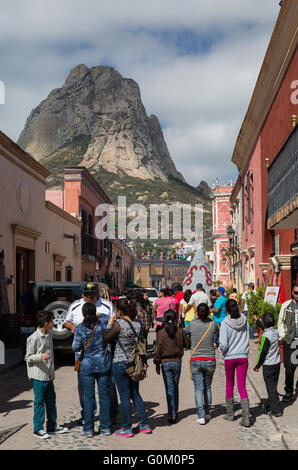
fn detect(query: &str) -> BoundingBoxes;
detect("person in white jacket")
[219,299,251,427]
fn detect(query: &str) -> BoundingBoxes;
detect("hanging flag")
[279,274,286,304]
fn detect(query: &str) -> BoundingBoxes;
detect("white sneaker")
[33,430,50,439]
[48,425,69,434]
[197,418,206,425]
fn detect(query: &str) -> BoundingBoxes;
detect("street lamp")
[227,226,235,247]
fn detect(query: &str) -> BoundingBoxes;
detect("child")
[25,310,69,439]
[254,313,283,417]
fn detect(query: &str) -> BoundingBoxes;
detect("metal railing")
[268,125,298,218]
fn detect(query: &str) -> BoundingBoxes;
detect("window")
[88,214,93,236]
[247,172,251,224]
[242,183,245,230]
[66,265,73,281]
[250,173,254,225]
[81,210,88,234]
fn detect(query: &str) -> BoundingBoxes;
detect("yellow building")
[134,259,190,289]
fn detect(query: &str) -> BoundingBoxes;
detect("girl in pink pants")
[219,299,251,427]
[225,358,249,399]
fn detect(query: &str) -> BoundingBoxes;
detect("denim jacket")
[72,316,111,375]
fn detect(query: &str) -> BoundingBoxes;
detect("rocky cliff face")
[18,64,184,182]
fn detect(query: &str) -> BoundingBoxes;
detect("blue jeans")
[191,360,216,419]
[161,362,181,418]
[112,361,148,430]
[110,378,119,420]
[32,379,57,432]
[79,371,111,433]
[244,311,255,339]
[78,372,97,419]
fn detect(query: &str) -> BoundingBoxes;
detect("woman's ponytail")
[163,309,178,339]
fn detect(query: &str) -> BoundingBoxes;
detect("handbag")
[188,322,212,381]
[74,323,97,372]
[117,319,148,382]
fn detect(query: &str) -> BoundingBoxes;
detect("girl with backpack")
[104,298,151,437]
[154,309,190,424]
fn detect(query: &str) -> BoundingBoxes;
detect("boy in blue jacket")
[254,313,283,417]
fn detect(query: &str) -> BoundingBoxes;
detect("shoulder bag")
[117,319,148,382]
[74,323,97,372]
[188,322,212,381]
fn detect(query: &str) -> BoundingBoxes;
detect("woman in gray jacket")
[185,303,219,425]
[219,299,251,427]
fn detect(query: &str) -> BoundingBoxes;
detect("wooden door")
[16,247,34,315]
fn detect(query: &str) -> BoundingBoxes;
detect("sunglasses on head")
[293,291,298,295]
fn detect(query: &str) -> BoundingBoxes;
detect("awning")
[125,281,140,288]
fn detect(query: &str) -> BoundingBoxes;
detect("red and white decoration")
[211,182,234,289]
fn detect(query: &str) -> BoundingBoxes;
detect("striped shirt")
[25,328,55,381]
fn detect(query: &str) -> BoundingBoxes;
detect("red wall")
[64,177,109,281]
[242,50,297,295]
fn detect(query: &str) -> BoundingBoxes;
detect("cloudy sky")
[0,0,280,186]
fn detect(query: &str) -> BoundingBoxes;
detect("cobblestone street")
[0,335,288,451]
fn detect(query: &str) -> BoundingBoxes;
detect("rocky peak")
[18,64,184,183]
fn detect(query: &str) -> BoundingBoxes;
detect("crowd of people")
[24,281,298,440]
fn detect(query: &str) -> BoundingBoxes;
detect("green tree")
[247,287,281,328]
[247,288,265,327]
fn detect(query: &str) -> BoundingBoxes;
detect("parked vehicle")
[144,288,159,306]
[21,282,110,350]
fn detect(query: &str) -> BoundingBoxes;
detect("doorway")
[16,247,35,315]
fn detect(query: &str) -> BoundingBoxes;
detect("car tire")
[45,301,73,340]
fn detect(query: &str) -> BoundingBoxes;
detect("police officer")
[64,282,114,333]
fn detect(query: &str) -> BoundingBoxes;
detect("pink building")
[46,167,113,283]
[211,180,234,289]
[231,1,298,295]
[46,167,134,292]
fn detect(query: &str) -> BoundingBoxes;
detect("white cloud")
[0,0,280,185]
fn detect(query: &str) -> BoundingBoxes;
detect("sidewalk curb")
[247,372,292,451]
[0,360,24,376]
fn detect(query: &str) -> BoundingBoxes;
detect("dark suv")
[21,282,110,350]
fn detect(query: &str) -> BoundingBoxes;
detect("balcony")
[267,125,298,229]
[82,234,98,258]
